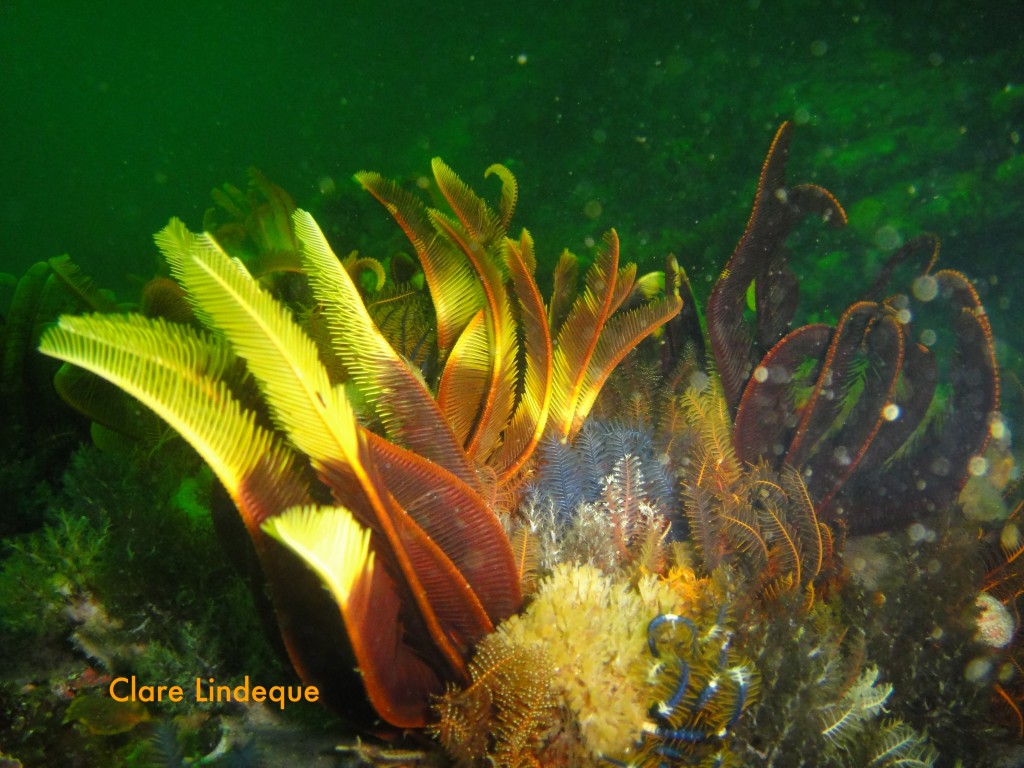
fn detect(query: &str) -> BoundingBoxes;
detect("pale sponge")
[495,562,678,758]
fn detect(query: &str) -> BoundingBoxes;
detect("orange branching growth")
[679,377,834,600]
[432,633,558,767]
[39,160,681,728]
[356,161,682,482]
[547,230,684,440]
[38,216,514,727]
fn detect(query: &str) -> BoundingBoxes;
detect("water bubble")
[1000,521,1021,553]
[968,456,989,477]
[874,225,903,251]
[990,416,1007,441]
[882,403,900,421]
[810,40,828,57]
[753,365,769,383]
[965,657,993,683]
[919,329,937,346]
[912,274,939,302]
[688,370,710,391]
[908,522,928,543]
[583,200,603,220]
[318,176,336,195]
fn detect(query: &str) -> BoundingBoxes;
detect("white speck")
[968,456,989,477]
[990,416,1008,441]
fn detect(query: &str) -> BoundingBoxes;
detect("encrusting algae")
[26,122,1021,766]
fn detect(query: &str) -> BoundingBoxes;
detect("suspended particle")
[912,274,939,302]
[964,656,993,683]
[1000,521,1021,554]
[990,415,1008,441]
[968,455,989,477]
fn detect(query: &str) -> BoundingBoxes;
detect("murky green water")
[3,2,1021,305]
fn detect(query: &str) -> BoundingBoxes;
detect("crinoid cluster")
[36,122,1013,768]
[456,373,941,767]
[515,420,678,572]
[431,123,1000,768]
[432,554,759,767]
[39,155,682,731]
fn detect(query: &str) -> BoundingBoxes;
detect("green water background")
[2,1,1022,358]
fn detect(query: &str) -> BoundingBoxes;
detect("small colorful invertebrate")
[634,608,758,763]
